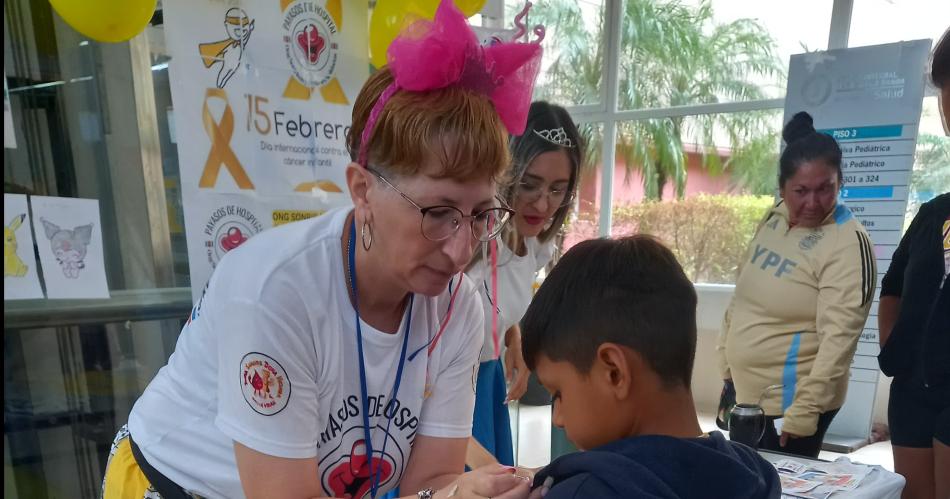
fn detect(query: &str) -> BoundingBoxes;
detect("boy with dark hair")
[522,235,780,498]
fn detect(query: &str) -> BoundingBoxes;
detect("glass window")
[696,0,833,59]
[908,96,950,221]
[614,0,827,110]
[555,120,602,257]
[620,110,779,284]
[564,110,782,283]
[4,1,188,497]
[503,0,606,107]
[849,0,950,51]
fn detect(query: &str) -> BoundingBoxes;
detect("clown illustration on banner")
[163,0,367,299]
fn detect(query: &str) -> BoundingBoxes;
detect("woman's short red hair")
[347,68,510,182]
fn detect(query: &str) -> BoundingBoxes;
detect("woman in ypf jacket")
[717,111,875,458]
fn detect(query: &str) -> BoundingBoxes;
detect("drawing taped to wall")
[30,195,110,299]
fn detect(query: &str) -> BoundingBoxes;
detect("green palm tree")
[526,0,784,199]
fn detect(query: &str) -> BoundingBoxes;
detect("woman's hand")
[779,431,802,447]
[515,466,540,482]
[504,327,530,403]
[438,464,531,499]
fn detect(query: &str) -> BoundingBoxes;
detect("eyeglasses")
[516,180,575,208]
[368,168,514,242]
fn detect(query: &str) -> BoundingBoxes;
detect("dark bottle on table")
[728,384,783,449]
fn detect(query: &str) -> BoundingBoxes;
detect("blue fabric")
[533,431,781,499]
[833,203,853,224]
[471,359,514,466]
[782,332,802,412]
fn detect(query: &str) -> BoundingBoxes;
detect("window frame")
[551,0,938,237]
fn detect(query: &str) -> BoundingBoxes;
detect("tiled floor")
[510,404,896,472]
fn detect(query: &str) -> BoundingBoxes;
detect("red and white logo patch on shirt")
[241,352,290,415]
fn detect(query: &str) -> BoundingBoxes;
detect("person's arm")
[234,439,528,499]
[409,280,531,497]
[400,439,529,499]
[466,436,499,469]
[235,444,324,498]
[504,324,530,402]
[401,435,469,494]
[782,231,876,438]
[878,295,901,347]
[877,201,920,346]
[214,298,327,497]
[716,300,735,381]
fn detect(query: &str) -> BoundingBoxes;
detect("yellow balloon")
[369,0,488,69]
[50,0,157,43]
[455,0,487,17]
[370,0,418,69]
[408,0,486,17]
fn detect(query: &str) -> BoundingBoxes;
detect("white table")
[759,450,905,499]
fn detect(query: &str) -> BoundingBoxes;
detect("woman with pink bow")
[101,2,543,498]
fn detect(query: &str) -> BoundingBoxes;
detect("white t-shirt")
[128,207,483,499]
[466,237,555,362]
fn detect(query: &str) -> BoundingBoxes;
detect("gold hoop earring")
[361,221,373,251]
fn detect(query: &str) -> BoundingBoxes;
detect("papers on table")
[775,458,872,498]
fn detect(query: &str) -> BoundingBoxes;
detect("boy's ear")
[595,343,633,398]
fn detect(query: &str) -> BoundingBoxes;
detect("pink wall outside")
[577,150,734,214]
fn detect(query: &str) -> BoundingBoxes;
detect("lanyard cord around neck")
[348,218,413,498]
[490,238,500,358]
[479,237,502,359]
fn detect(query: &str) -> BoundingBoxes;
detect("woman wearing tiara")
[465,101,583,470]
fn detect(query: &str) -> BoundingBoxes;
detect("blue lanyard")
[348,218,413,498]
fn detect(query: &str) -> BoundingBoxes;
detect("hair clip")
[533,127,575,148]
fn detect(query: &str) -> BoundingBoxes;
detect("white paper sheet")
[4,194,44,299]
[30,196,110,299]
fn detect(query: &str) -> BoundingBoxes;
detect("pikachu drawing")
[41,219,92,279]
[4,214,28,278]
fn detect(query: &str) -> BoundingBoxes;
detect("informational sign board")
[783,39,931,445]
[163,0,368,299]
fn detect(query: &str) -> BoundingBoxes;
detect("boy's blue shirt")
[533,431,781,498]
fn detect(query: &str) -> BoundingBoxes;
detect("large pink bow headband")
[358,0,545,166]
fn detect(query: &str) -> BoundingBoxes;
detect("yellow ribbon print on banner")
[280,0,348,104]
[199,88,255,189]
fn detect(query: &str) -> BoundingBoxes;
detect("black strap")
[128,435,193,499]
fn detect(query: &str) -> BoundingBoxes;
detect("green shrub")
[563,194,773,283]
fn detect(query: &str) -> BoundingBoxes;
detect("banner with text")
[783,39,931,444]
[164,0,367,299]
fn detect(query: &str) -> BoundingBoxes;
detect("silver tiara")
[533,127,575,148]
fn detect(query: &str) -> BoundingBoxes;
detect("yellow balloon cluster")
[50,0,157,43]
[370,0,486,69]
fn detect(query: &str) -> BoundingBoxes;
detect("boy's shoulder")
[535,432,780,499]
